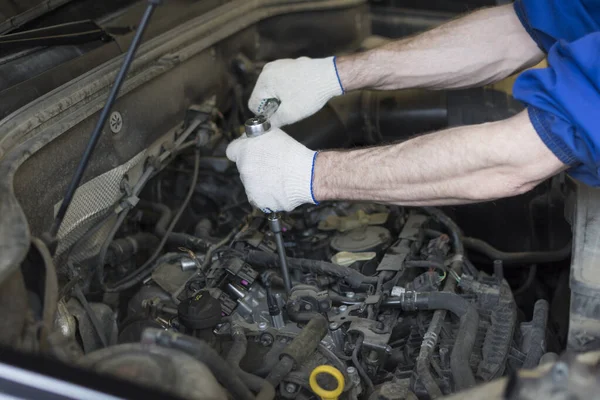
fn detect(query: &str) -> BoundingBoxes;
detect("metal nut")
[285,383,297,393]
[257,321,268,331]
[260,333,274,347]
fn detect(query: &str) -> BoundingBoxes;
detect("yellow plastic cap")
[309,365,345,400]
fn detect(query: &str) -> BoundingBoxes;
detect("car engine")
[0,1,583,399]
[42,101,564,399]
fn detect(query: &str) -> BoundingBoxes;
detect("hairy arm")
[337,4,544,91]
[313,111,566,205]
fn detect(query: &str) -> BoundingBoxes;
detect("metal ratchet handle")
[244,98,281,138]
[259,98,281,120]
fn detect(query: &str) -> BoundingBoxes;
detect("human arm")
[225,110,566,212]
[312,110,565,205]
[249,4,543,127]
[336,4,543,92]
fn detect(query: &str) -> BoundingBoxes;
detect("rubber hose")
[265,356,295,388]
[237,368,269,393]
[415,270,458,399]
[383,291,478,390]
[423,207,464,255]
[224,327,266,392]
[227,326,247,367]
[141,329,254,400]
[287,310,324,324]
[257,316,329,400]
[352,335,374,394]
[138,200,208,251]
[280,316,328,364]
[425,293,479,390]
[245,250,378,288]
[522,299,549,369]
[416,209,470,392]
[463,237,572,265]
[107,232,159,266]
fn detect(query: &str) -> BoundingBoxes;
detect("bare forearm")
[337,4,544,91]
[313,111,566,205]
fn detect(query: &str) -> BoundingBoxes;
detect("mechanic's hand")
[226,128,318,212]
[249,57,344,128]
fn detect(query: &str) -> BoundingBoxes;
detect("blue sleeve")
[513,33,600,186]
[514,0,600,52]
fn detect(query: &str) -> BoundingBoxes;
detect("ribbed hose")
[256,316,328,400]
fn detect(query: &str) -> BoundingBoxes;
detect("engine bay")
[41,102,572,400]
[0,0,589,399]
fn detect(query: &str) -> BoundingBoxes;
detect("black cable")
[422,207,464,255]
[72,284,108,348]
[351,334,374,395]
[101,149,201,292]
[463,237,572,265]
[513,265,537,296]
[49,0,161,241]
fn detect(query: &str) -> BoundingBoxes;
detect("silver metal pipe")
[269,213,292,293]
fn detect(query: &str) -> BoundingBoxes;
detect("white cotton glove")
[226,128,318,213]
[249,56,344,128]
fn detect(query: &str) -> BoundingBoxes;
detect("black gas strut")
[47,0,163,248]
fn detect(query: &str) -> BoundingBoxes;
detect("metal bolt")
[109,111,123,134]
[304,304,312,311]
[329,322,339,330]
[285,383,297,393]
[346,366,361,388]
[257,321,268,331]
[339,305,348,313]
[367,350,379,362]
[346,292,356,299]
[260,333,274,347]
